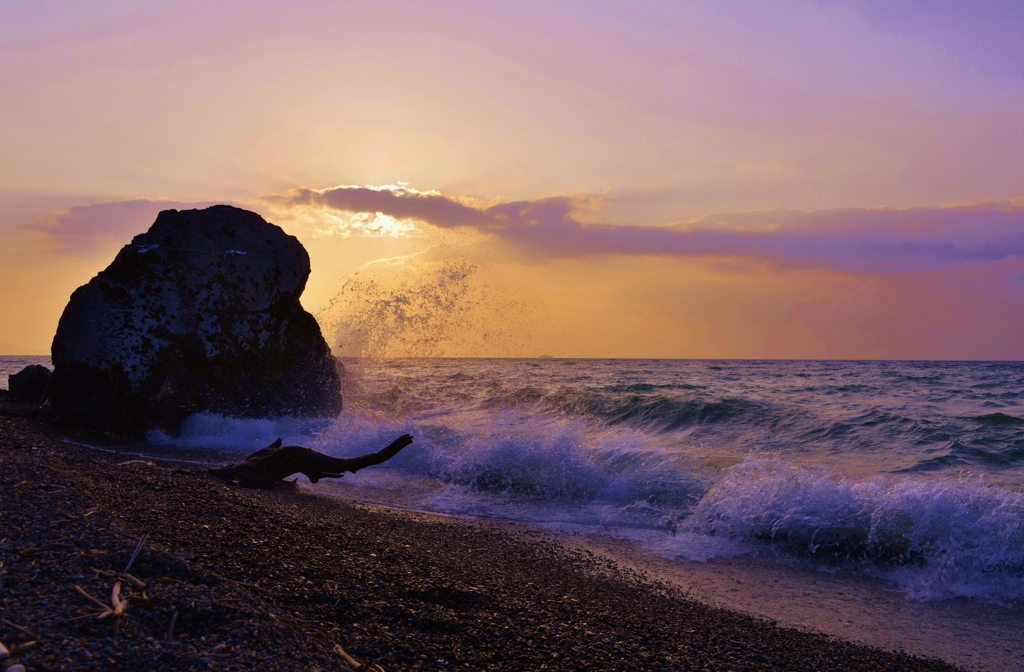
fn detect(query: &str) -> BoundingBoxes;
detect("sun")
[310,209,420,239]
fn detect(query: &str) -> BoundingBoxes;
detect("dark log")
[209,434,413,489]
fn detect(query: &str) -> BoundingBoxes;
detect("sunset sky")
[2,0,1023,358]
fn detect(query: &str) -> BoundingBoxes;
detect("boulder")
[9,364,51,402]
[50,205,342,434]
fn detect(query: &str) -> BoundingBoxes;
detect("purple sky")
[1,0,1022,357]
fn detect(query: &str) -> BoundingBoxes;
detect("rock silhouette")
[50,205,342,434]
[8,364,51,402]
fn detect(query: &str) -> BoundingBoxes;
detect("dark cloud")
[269,186,1024,272]
[265,186,596,233]
[26,199,228,255]
[269,187,493,229]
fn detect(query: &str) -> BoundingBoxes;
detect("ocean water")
[140,358,1024,607]
[9,354,1024,666]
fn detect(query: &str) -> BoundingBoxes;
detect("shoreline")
[304,482,1024,672]
[0,400,961,671]
[569,535,1024,672]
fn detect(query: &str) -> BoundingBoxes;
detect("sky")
[2,0,1023,358]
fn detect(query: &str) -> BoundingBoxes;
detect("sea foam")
[692,458,1024,601]
[144,358,1024,604]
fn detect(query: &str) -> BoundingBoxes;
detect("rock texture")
[8,364,51,402]
[50,205,341,434]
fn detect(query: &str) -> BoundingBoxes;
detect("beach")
[0,396,959,671]
[4,3,1022,668]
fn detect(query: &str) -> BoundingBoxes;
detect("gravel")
[0,396,962,671]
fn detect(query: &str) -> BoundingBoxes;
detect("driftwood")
[209,434,413,490]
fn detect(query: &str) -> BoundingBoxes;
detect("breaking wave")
[145,358,1024,603]
[691,458,1024,601]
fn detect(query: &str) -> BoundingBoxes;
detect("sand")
[0,396,961,671]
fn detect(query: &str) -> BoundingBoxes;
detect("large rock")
[9,364,51,402]
[50,205,342,434]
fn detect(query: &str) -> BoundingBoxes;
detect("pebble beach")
[0,395,961,671]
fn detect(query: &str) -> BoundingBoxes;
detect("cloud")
[266,185,1024,273]
[308,209,422,239]
[25,199,226,255]
[264,185,495,229]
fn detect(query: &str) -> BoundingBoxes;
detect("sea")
[5,356,1024,669]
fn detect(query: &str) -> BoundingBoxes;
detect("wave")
[146,412,336,451]
[691,458,1024,601]
[149,407,1024,603]
[324,409,710,511]
[137,355,1024,604]
[974,412,1024,426]
[478,386,772,434]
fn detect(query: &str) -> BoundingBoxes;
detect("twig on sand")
[117,460,156,468]
[73,585,109,611]
[166,610,178,642]
[1,619,35,639]
[120,573,146,589]
[333,642,386,672]
[107,582,128,636]
[123,533,149,575]
[72,581,131,634]
[106,582,128,619]
[333,643,361,671]
[91,568,144,589]
[69,534,146,632]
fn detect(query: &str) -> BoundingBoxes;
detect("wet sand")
[0,398,961,671]
[573,536,1024,672]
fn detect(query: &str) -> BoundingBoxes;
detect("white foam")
[146,412,335,451]
[149,409,1024,603]
[691,457,1024,601]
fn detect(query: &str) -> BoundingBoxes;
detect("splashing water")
[316,260,478,358]
[315,260,534,358]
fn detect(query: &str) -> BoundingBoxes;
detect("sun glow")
[309,209,421,239]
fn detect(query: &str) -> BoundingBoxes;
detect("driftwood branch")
[209,434,413,489]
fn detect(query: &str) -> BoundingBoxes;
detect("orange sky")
[2,1,1024,358]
